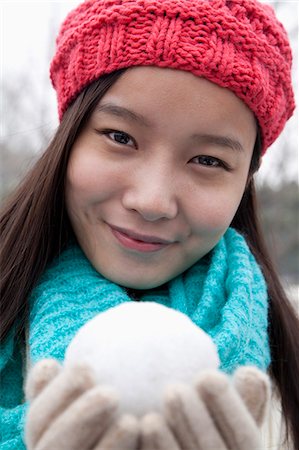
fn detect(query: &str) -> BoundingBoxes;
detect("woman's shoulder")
[30,244,96,296]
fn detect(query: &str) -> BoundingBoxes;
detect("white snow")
[64,302,219,416]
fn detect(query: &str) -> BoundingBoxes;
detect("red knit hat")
[50,0,295,154]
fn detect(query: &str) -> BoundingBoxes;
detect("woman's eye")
[103,130,135,147]
[191,155,228,169]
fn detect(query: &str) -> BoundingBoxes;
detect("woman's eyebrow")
[94,103,244,152]
[191,134,244,152]
[95,103,152,128]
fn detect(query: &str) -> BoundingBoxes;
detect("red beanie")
[50,0,295,154]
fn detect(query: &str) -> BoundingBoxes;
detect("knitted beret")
[50,0,295,153]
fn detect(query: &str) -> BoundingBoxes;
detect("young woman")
[1,0,298,449]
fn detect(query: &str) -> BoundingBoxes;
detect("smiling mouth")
[108,224,173,252]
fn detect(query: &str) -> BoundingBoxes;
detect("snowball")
[64,302,219,416]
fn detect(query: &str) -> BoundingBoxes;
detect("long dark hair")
[1,70,298,449]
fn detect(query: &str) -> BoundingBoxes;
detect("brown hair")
[1,70,298,448]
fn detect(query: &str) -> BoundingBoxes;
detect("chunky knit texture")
[0,228,270,448]
[50,0,295,153]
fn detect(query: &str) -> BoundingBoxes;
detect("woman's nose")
[122,168,179,222]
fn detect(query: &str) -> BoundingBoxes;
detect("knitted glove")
[139,366,270,450]
[24,359,139,450]
[25,362,269,450]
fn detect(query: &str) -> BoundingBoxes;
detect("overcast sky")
[1,0,298,184]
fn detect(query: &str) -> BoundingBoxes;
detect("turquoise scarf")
[0,227,270,449]
[29,227,270,373]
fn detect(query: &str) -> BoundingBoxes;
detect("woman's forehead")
[92,66,257,149]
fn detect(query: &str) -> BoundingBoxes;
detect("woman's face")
[66,67,256,289]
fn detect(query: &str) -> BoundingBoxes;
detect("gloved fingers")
[33,385,118,450]
[164,383,227,450]
[25,359,62,401]
[233,366,271,426]
[25,363,96,450]
[195,370,261,450]
[140,412,180,450]
[94,414,139,450]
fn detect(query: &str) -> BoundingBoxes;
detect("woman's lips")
[108,225,172,252]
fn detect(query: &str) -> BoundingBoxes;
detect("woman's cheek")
[66,156,123,206]
[188,187,245,232]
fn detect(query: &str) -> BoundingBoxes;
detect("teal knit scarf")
[0,228,271,449]
[29,228,270,373]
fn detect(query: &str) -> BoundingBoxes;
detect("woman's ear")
[246,156,262,189]
[255,157,262,173]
